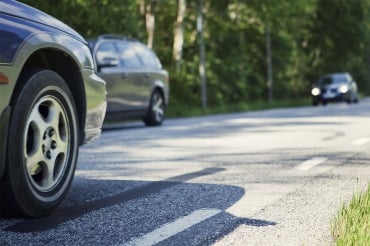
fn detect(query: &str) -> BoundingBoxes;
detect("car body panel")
[100,66,150,111]
[0,30,96,105]
[0,0,84,42]
[82,69,107,143]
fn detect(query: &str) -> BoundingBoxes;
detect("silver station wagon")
[89,35,169,126]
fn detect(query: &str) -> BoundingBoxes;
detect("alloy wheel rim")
[24,95,70,192]
[152,93,164,122]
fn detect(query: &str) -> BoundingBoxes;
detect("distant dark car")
[89,35,169,126]
[311,73,359,106]
[0,0,106,217]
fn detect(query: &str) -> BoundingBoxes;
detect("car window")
[96,42,118,65]
[331,74,347,83]
[133,43,160,68]
[116,42,142,68]
[318,77,332,85]
[318,74,348,85]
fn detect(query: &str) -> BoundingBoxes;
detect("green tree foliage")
[21,0,144,38]
[308,0,370,91]
[19,0,370,109]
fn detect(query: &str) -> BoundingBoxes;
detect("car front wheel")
[143,90,165,126]
[1,70,79,217]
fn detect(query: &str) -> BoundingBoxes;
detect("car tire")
[352,92,359,104]
[143,90,165,126]
[1,70,79,217]
[346,96,352,104]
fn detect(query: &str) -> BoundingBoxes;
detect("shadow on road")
[1,168,275,244]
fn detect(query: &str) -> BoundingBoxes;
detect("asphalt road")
[2,98,370,245]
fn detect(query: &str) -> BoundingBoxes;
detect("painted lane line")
[351,138,370,146]
[296,157,328,171]
[125,209,222,246]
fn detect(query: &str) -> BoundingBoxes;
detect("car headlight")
[311,87,321,96]
[339,85,349,93]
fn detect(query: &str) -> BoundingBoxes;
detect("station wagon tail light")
[0,72,9,84]
[311,87,320,96]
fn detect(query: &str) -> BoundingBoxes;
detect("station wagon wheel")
[143,90,165,126]
[1,70,78,217]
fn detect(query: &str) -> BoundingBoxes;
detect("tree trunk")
[266,25,273,102]
[173,0,186,73]
[138,0,156,48]
[197,0,207,110]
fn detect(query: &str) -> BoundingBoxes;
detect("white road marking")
[351,138,370,146]
[125,209,222,246]
[295,157,328,171]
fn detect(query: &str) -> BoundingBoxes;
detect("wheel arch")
[153,86,165,101]
[10,48,87,145]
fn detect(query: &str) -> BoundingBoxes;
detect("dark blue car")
[0,0,106,217]
[311,72,359,106]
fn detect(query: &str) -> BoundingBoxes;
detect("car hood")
[0,0,85,43]
[318,83,347,90]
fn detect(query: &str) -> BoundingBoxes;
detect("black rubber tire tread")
[0,70,79,217]
[143,90,165,126]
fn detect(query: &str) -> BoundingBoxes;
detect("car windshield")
[318,74,347,85]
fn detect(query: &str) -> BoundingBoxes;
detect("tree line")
[21,0,370,109]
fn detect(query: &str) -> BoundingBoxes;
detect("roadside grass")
[331,184,370,245]
[166,98,311,118]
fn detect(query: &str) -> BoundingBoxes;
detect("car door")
[96,41,145,113]
[132,43,161,107]
[115,42,149,111]
[95,41,125,113]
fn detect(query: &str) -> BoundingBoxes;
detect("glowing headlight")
[339,85,349,93]
[311,87,321,96]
